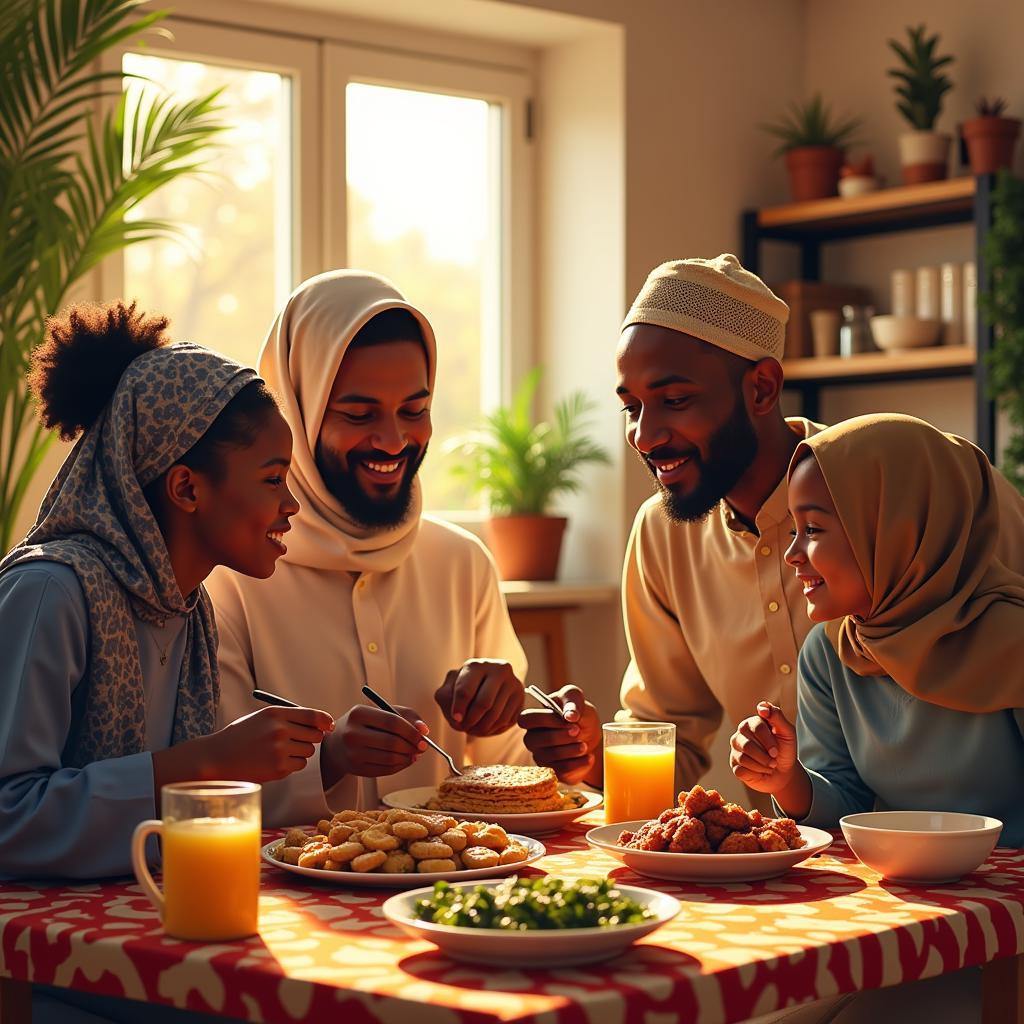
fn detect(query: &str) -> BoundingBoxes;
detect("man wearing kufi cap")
[522,254,823,802]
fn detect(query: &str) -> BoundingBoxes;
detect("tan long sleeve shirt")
[619,418,822,790]
[208,516,529,826]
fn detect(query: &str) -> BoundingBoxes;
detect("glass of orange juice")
[603,721,676,824]
[132,781,261,941]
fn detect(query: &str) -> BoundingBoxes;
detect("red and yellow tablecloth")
[2,816,1023,1023]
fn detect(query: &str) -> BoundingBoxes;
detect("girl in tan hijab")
[728,413,1024,845]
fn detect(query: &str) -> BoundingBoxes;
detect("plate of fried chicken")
[585,785,832,882]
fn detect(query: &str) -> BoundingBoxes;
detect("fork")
[525,683,570,721]
[360,685,463,776]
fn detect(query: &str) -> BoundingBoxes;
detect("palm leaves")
[760,93,861,157]
[446,368,611,516]
[0,0,225,551]
[888,24,954,132]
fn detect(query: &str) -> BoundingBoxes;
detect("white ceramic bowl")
[382,879,680,967]
[870,314,940,351]
[840,811,1003,883]
[838,175,879,197]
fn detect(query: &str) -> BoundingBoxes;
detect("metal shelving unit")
[741,175,996,459]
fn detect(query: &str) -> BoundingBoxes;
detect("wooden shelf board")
[783,345,976,383]
[756,178,976,235]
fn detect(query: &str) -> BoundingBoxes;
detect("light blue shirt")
[0,561,186,879]
[793,623,1024,848]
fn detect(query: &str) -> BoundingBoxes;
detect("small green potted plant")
[446,368,610,580]
[962,97,1021,176]
[760,93,861,202]
[887,24,955,184]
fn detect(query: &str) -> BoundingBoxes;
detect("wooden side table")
[500,580,618,690]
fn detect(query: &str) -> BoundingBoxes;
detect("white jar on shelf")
[940,262,962,346]
[890,268,914,316]
[963,261,978,348]
[915,265,940,319]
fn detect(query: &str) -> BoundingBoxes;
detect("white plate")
[381,786,602,836]
[586,820,832,882]
[382,879,680,967]
[261,833,545,888]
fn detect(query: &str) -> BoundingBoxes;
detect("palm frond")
[0,0,226,551]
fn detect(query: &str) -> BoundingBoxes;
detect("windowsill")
[499,579,618,609]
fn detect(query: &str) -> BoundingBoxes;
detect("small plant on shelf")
[887,24,955,184]
[980,171,1024,493]
[760,94,862,203]
[963,97,1021,176]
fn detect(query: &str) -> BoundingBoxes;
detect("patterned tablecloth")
[2,814,1024,1024]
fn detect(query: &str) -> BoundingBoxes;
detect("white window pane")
[346,82,500,511]
[122,53,292,367]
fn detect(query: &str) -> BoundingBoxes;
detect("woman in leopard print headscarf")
[0,301,334,881]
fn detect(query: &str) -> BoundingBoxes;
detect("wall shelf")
[783,345,975,386]
[742,176,996,458]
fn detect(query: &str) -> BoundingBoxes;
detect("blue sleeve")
[790,626,876,827]
[0,563,156,880]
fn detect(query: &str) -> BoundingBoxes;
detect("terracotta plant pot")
[962,116,1022,175]
[897,131,950,184]
[485,515,567,581]
[784,146,843,202]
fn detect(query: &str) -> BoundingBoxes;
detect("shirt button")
[367,641,378,654]
[768,600,779,612]
[780,663,791,675]
[760,546,772,556]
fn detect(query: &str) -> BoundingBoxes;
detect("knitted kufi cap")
[622,253,790,362]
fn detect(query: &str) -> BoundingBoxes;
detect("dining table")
[1,812,1023,1024]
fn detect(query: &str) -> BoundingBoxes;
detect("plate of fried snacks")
[382,875,680,967]
[586,785,832,882]
[263,807,545,888]
[383,764,602,836]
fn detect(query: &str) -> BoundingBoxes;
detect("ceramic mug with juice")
[132,781,261,941]
[603,721,676,824]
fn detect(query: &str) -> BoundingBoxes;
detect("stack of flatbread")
[433,764,564,814]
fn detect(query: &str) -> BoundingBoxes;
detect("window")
[121,53,292,366]
[114,23,532,511]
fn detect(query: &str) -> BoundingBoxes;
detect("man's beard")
[315,440,427,529]
[645,400,758,524]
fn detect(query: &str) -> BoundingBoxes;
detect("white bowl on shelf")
[838,175,879,198]
[869,314,940,352]
[840,810,1002,883]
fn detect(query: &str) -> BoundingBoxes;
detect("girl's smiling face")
[785,452,872,623]
[192,408,300,579]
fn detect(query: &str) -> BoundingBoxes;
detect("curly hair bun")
[29,301,170,440]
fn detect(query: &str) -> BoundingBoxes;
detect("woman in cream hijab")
[728,412,1024,845]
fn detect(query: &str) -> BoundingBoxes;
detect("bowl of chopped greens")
[381,876,680,967]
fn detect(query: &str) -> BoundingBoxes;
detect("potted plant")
[0,0,225,552]
[887,24,955,184]
[980,171,1024,494]
[446,369,610,580]
[963,97,1021,176]
[760,93,862,202]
